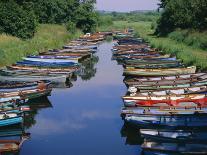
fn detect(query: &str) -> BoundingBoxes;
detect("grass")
[101,21,207,70]
[0,24,81,66]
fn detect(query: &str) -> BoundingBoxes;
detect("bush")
[66,21,76,34]
[0,0,37,39]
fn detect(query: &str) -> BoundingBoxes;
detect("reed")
[0,24,81,66]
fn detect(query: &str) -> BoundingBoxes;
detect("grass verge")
[0,24,81,66]
[101,21,207,70]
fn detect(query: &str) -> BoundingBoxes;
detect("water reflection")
[121,123,143,145]
[78,55,99,81]
[0,126,30,155]
[23,97,52,129]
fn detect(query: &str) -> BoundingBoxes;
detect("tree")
[0,0,37,39]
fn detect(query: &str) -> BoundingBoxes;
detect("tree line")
[156,0,207,35]
[0,0,98,39]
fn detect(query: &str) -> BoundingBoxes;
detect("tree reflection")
[78,55,99,81]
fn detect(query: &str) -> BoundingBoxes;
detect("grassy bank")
[101,21,207,70]
[0,24,81,66]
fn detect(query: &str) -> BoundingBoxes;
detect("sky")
[96,0,159,12]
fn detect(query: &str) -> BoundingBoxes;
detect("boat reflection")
[0,126,30,155]
[121,123,143,145]
[23,97,52,129]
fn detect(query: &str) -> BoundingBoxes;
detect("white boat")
[23,57,78,64]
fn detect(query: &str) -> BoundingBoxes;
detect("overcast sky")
[96,0,159,12]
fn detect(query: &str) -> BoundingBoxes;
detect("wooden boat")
[123,59,181,65]
[124,113,207,129]
[17,60,77,67]
[128,79,207,92]
[142,141,207,154]
[140,129,207,143]
[121,104,207,117]
[24,57,79,64]
[129,85,207,95]
[0,87,52,102]
[113,50,158,56]
[0,81,51,92]
[7,65,79,73]
[124,63,184,69]
[123,94,207,107]
[124,73,207,87]
[63,45,97,50]
[0,74,68,83]
[115,54,170,60]
[28,55,83,61]
[0,68,73,76]
[0,112,23,127]
[123,66,196,76]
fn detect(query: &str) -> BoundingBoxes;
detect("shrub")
[0,0,37,39]
[66,21,76,34]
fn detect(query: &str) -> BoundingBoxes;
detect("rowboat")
[124,113,207,129]
[24,57,79,64]
[0,87,52,102]
[115,54,170,60]
[123,59,181,65]
[0,112,23,127]
[0,81,51,92]
[28,55,82,60]
[140,129,207,143]
[123,66,196,76]
[63,45,97,50]
[123,61,184,69]
[128,82,207,94]
[17,60,78,67]
[0,74,68,83]
[124,73,207,87]
[0,68,73,76]
[7,65,79,73]
[123,94,207,107]
[142,141,207,154]
[128,79,207,92]
[121,104,207,117]
[113,50,158,56]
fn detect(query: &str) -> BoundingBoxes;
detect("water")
[20,42,142,155]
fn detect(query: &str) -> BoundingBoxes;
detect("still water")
[21,42,142,155]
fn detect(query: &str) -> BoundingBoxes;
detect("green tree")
[0,0,37,39]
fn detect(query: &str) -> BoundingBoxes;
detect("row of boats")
[0,32,110,153]
[112,29,207,154]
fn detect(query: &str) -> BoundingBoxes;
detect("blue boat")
[125,113,207,129]
[16,60,78,67]
[0,113,23,127]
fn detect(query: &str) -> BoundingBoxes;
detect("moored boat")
[124,66,196,76]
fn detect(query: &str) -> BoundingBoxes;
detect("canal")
[20,42,142,155]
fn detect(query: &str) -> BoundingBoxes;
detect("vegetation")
[0,0,37,39]
[100,11,160,22]
[0,24,81,66]
[156,0,207,35]
[0,0,97,39]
